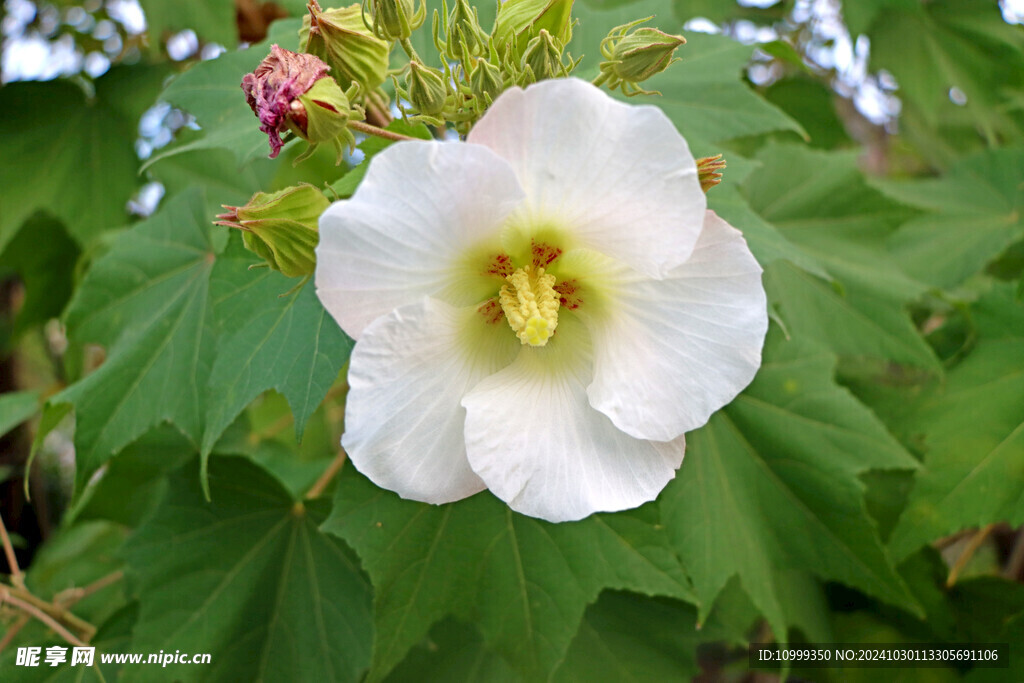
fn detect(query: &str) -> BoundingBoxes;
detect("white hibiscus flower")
[316,78,767,522]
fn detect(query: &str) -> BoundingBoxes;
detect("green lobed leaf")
[644,32,806,151]
[146,143,278,208]
[0,390,39,439]
[671,0,793,24]
[0,66,168,251]
[68,425,197,528]
[25,403,74,488]
[840,0,917,37]
[56,189,223,491]
[801,551,1023,682]
[211,410,338,498]
[323,472,695,681]
[764,77,854,150]
[959,579,1024,683]
[709,181,829,278]
[56,187,347,492]
[384,586,759,683]
[139,0,237,51]
[384,619,520,683]
[0,216,80,338]
[201,236,351,454]
[692,153,828,278]
[888,282,1024,560]
[744,143,939,369]
[552,590,745,682]
[871,147,1024,289]
[661,330,921,641]
[120,455,373,682]
[867,0,1024,164]
[746,144,924,299]
[805,612,962,683]
[569,1,804,150]
[764,261,938,371]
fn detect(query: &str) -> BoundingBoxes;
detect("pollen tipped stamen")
[499,265,560,346]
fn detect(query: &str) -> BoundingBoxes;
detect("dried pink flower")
[241,44,330,158]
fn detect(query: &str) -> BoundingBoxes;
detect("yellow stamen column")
[499,265,560,346]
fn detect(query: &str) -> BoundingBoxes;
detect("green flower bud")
[493,0,573,61]
[215,184,330,278]
[519,29,564,83]
[300,1,391,93]
[365,0,425,42]
[597,17,685,96]
[405,60,448,117]
[468,57,504,104]
[291,77,359,162]
[440,0,488,61]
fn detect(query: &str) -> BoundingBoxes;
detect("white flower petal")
[585,211,768,441]
[316,140,526,338]
[343,297,519,504]
[467,78,705,279]
[461,318,685,522]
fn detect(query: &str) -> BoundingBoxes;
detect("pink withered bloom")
[242,45,330,158]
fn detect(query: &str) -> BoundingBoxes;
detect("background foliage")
[1,0,1023,680]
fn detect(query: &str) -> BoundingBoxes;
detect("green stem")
[347,120,417,142]
[399,37,422,62]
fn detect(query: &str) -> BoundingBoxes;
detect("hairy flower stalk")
[316,79,767,522]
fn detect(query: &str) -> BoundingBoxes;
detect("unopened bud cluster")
[233,0,719,275]
[388,0,583,130]
[241,0,694,145]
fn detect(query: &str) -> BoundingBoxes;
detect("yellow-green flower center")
[498,265,560,346]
